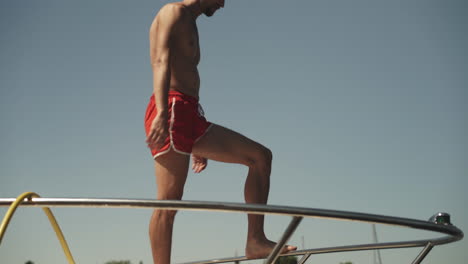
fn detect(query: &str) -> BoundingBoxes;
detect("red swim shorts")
[144,90,212,159]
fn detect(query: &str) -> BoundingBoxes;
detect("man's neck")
[182,0,202,19]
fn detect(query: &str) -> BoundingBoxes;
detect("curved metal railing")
[0,195,464,264]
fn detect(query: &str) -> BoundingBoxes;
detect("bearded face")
[202,0,224,17]
[204,7,216,17]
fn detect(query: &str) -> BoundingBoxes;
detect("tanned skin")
[146,1,297,263]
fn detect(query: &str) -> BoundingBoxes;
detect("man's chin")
[204,8,216,17]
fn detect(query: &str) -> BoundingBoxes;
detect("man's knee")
[157,184,184,200]
[264,146,273,164]
[246,145,272,170]
[260,146,273,167]
[154,185,184,221]
[152,208,178,223]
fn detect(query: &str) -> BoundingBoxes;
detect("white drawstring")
[198,103,205,117]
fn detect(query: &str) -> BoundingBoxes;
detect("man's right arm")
[146,4,183,149]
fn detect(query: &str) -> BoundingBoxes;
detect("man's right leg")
[149,149,190,264]
[192,124,296,259]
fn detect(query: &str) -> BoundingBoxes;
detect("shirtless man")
[145,1,297,263]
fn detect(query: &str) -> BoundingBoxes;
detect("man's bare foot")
[245,238,297,259]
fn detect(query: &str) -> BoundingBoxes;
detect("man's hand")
[192,155,207,173]
[146,114,169,150]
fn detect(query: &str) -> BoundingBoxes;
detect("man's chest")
[176,22,200,62]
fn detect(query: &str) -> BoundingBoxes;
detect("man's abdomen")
[169,61,200,99]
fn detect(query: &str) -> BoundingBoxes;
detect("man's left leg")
[192,124,296,258]
[149,150,190,264]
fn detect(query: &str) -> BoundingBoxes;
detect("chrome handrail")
[0,197,464,264]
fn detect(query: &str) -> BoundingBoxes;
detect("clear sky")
[1,0,466,264]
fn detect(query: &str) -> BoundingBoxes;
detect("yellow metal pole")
[0,192,76,264]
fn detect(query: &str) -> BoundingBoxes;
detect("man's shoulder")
[158,3,187,20]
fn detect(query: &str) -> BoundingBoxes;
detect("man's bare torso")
[150,3,201,99]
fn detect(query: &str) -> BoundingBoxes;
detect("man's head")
[200,0,224,17]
